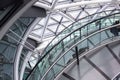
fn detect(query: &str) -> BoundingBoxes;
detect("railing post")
[75,46,79,65]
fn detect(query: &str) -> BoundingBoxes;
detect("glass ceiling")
[29,0,120,52]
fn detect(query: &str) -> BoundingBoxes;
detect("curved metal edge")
[42,9,118,56]
[20,51,32,80]
[0,0,38,40]
[41,10,120,63]
[14,18,40,80]
[41,24,120,80]
[55,37,120,80]
[27,11,120,79]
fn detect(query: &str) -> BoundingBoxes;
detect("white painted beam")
[29,35,41,42]
[34,2,51,10]
[54,0,113,10]
[59,11,75,22]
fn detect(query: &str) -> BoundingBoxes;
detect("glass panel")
[53,64,63,76]
[89,33,100,45]
[40,25,120,80]
[44,10,120,54]
[64,49,75,64]
[0,17,35,80]
[28,67,41,80]
[45,69,55,80]
[17,18,35,76]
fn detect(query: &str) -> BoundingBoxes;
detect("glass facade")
[0,17,35,80]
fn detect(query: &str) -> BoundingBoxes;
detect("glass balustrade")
[41,22,120,80]
[26,11,120,80]
[58,37,120,80]
[0,17,35,80]
[43,10,120,56]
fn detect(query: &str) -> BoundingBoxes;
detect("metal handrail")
[41,23,120,80]
[42,9,116,55]
[26,10,120,80]
[56,37,120,80]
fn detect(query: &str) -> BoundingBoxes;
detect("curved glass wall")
[17,17,35,73]
[26,11,120,80]
[0,17,35,80]
[56,37,120,80]
[41,25,120,80]
[30,21,120,80]
[19,48,32,80]
[43,10,120,56]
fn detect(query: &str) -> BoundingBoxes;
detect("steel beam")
[84,56,111,80]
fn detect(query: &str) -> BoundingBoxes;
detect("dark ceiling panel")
[22,6,46,17]
[0,0,23,9]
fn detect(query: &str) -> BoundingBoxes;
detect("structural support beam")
[59,11,75,22]
[20,51,33,80]
[75,46,79,65]
[14,18,40,80]
[92,4,109,20]
[106,45,120,64]
[87,38,95,46]
[54,0,114,10]
[40,13,51,42]
[29,34,42,42]
[84,56,111,80]
[111,0,120,9]
[35,0,117,10]
[62,72,75,80]
[34,0,58,10]
[34,2,51,10]
[51,0,58,9]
